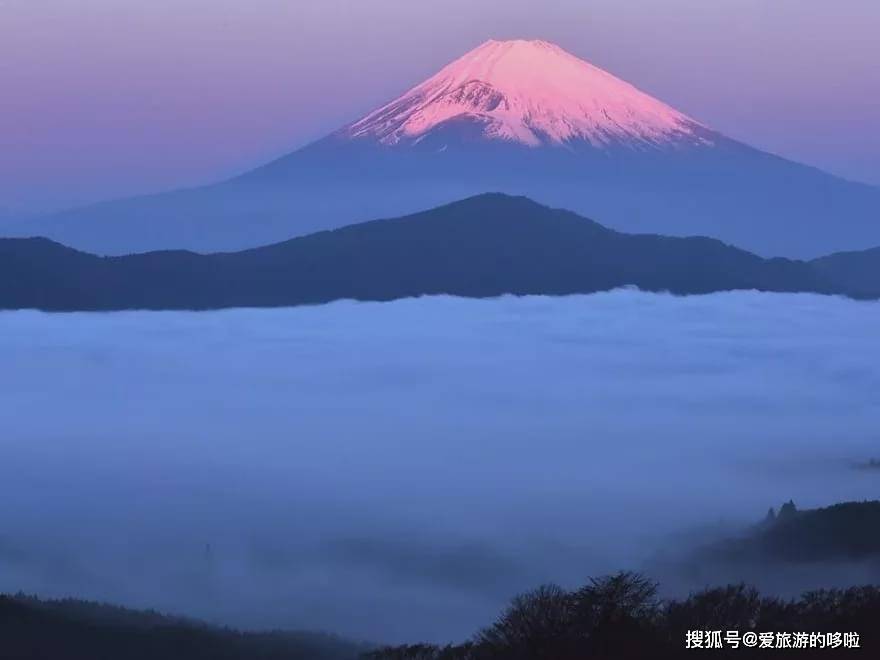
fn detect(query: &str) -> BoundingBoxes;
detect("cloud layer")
[1,291,878,642]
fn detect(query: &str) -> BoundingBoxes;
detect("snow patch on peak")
[344,39,708,150]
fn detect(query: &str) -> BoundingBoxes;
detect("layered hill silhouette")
[2,195,879,312]
[7,578,879,660]
[709,500,880,564]
[6,39,880,258]
[0,594,366,660]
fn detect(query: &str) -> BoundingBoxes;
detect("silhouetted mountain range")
[6,40,880,258]
[2,194,879,312]
[6,572,878,660]
[0,594,366,660]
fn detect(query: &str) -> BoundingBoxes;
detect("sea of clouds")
[1,291,879,643]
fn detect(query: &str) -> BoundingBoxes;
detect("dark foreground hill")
[0,594,367,660]
[2,194,879,311]
[366,573,877,659]
[4,578,876,660]
[647,500,880,606]
[710,500,880,564]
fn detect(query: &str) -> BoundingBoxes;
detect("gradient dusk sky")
[1,0,878,213]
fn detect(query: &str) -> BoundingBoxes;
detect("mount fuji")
[8,39,880,257]
[341,39,708,150]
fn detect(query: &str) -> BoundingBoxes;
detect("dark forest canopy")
[3,577,876,660]
[367,573,876,659]
[6,575,872,660]
[707,500,880,563]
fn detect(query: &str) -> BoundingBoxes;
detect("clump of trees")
[366,572,879,659]
[711,500,880,564]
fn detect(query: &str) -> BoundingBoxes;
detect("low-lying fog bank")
[1,291,878,643]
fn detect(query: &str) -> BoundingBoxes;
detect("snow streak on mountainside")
[6,38,880,259]
[343,39,709,150]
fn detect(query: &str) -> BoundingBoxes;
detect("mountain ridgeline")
[2,195,879,312]
[6,39,880,258]
[0,594,367,660]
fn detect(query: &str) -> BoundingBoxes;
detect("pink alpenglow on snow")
[346,39,708,149]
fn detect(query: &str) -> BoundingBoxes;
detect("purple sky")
[2,0,878,213]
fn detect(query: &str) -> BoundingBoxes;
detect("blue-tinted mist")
[1,291,879,643]
[9,133,880,259]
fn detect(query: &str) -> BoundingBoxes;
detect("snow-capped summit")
[344,39,706,149]
[13,38,880,260]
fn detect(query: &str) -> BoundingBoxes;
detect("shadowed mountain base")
[0,595,367,660]
[2,195,879,311]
